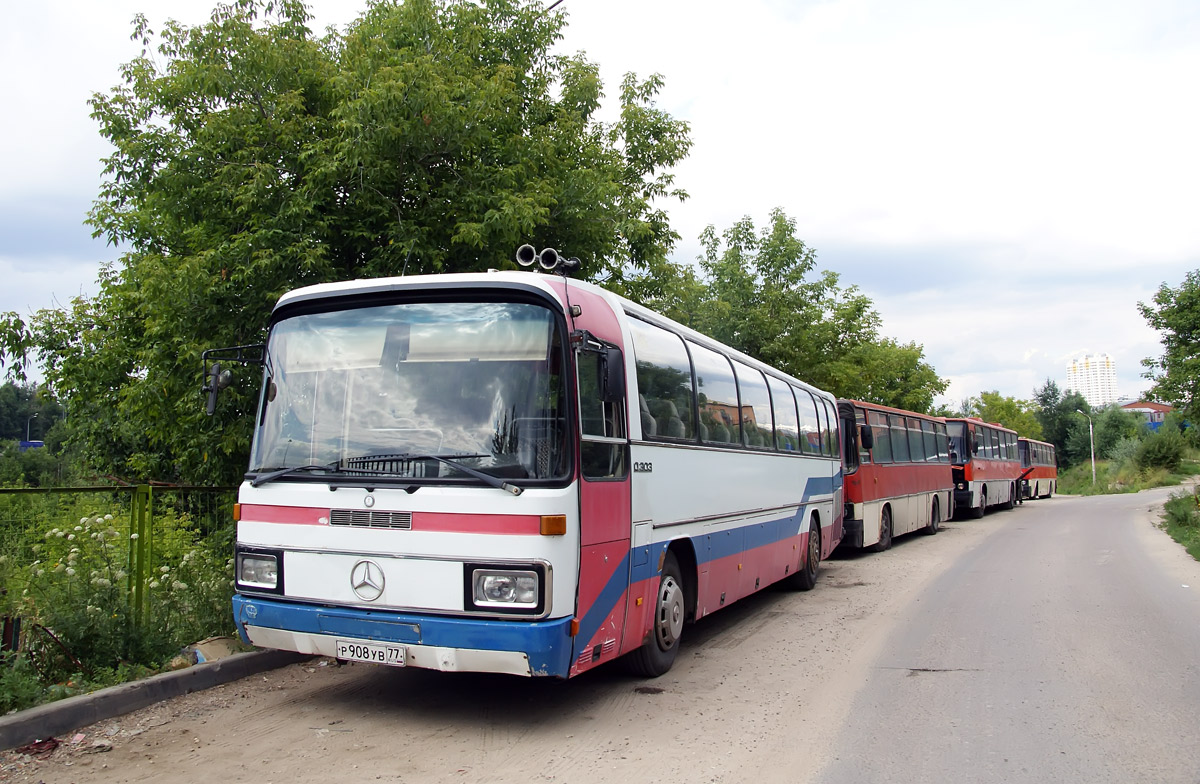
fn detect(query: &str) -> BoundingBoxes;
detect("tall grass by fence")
[0,485,237,712]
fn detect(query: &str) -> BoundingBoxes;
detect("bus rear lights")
[540,515,567,536]
[472,569,538,608]
[237,553,279,589]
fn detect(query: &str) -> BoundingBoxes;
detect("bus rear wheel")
[923,498,940,535]
[870,507,893,552]
[625,551,685,678]
[789,516,821,591]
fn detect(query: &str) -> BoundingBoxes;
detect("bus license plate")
[335,639,406,666]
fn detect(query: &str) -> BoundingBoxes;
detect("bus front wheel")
[869,506,893,552]
[971,489,986,519]
[626,551,685,678]
[924,498,940,535]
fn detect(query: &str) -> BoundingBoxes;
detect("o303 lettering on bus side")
[633,462,653,473]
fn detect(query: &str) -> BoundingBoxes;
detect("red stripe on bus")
[412,513,541,535]
[239,505,328,525]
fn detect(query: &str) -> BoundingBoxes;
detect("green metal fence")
[0,485,237,636]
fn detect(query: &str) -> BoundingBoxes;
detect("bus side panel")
[570,539,631,676]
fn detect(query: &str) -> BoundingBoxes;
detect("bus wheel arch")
[971,487,986,519]
[924,496,940,535]
[870,505,893,552]
[789,513,821,591]
[625,545,691,678]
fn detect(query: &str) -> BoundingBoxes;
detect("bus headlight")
[237,550,281,591]
[474,570,538,606]
[464,564,547,615]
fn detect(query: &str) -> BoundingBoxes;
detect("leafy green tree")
[1033,380,1090,468]
[642,209,947,412]
[1094,407,1145,459]
[0,0,691,484]
[1141,270,1200,424]
[967,391,1043,438]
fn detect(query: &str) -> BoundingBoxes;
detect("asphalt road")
[815,488,1200,784]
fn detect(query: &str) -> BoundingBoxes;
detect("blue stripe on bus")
[232,594,576,677]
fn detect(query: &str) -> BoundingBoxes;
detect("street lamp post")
[1076,409,1095,485]
[25,412,38,442]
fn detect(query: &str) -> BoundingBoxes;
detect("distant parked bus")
[945,418,1022,518]
[839,400,953,550]
[1018,437,1057,499]
[207,258,842,679]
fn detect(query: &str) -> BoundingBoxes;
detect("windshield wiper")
[341,452,524,496]
[248,461,341,488]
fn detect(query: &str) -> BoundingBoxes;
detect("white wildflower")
[130,533,139,540]
[159,566,170,574]
[67,534,76,541]
[74,525,83,532]
[172,581,187,591]
[66,568,76,577]
[79,517,88,525]
[104,514,113,521]
[149,581,160,589]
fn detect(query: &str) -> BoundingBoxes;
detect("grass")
[1056,457,1200,496]
[1163,490,1200,562]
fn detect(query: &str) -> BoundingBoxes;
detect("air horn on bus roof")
[516,244,580,276]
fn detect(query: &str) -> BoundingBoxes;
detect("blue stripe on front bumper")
[233,594,575,677]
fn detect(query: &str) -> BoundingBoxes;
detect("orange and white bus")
[945,418,1022,518]
[1018,437,1057,499]
[839,400,953,550]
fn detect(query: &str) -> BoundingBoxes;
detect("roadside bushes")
[0,495,236,712]
[1135,427,1186,472]
[1163,489,1200,561]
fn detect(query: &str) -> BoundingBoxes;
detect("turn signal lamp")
[540,515,567,536]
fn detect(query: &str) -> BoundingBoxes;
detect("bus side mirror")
[203,362,233,416]
[970,438,979,455]
[602,347,625,403]
[859,425,874,450]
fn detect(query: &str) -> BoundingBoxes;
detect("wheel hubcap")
[655,576,684,649]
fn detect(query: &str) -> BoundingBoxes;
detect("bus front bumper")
[232,594,575,678]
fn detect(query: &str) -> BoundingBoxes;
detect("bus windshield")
[249,300,569,484]
[946,421,969,465]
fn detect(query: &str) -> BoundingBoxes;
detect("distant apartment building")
[1066,353,1118,408]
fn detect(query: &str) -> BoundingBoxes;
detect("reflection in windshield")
[250,301,568,483]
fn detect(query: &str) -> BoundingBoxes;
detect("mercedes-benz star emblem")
[350,560,385,602]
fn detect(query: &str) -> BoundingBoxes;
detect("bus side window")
[578,350,628,480]
[890,414,910,462]
[795,388,822,455]
[822,398,840,458]
[870,411,893,463]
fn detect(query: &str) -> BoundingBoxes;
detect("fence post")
[128,485,150,629]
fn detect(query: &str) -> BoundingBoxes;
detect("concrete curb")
[0,649,309,751]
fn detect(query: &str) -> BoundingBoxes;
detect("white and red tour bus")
[1018,436,1057,499]
[838,400,953,550]
[208,260,843,678]
[945,417,1022,517]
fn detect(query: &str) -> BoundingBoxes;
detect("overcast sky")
[2,0,1197,406]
